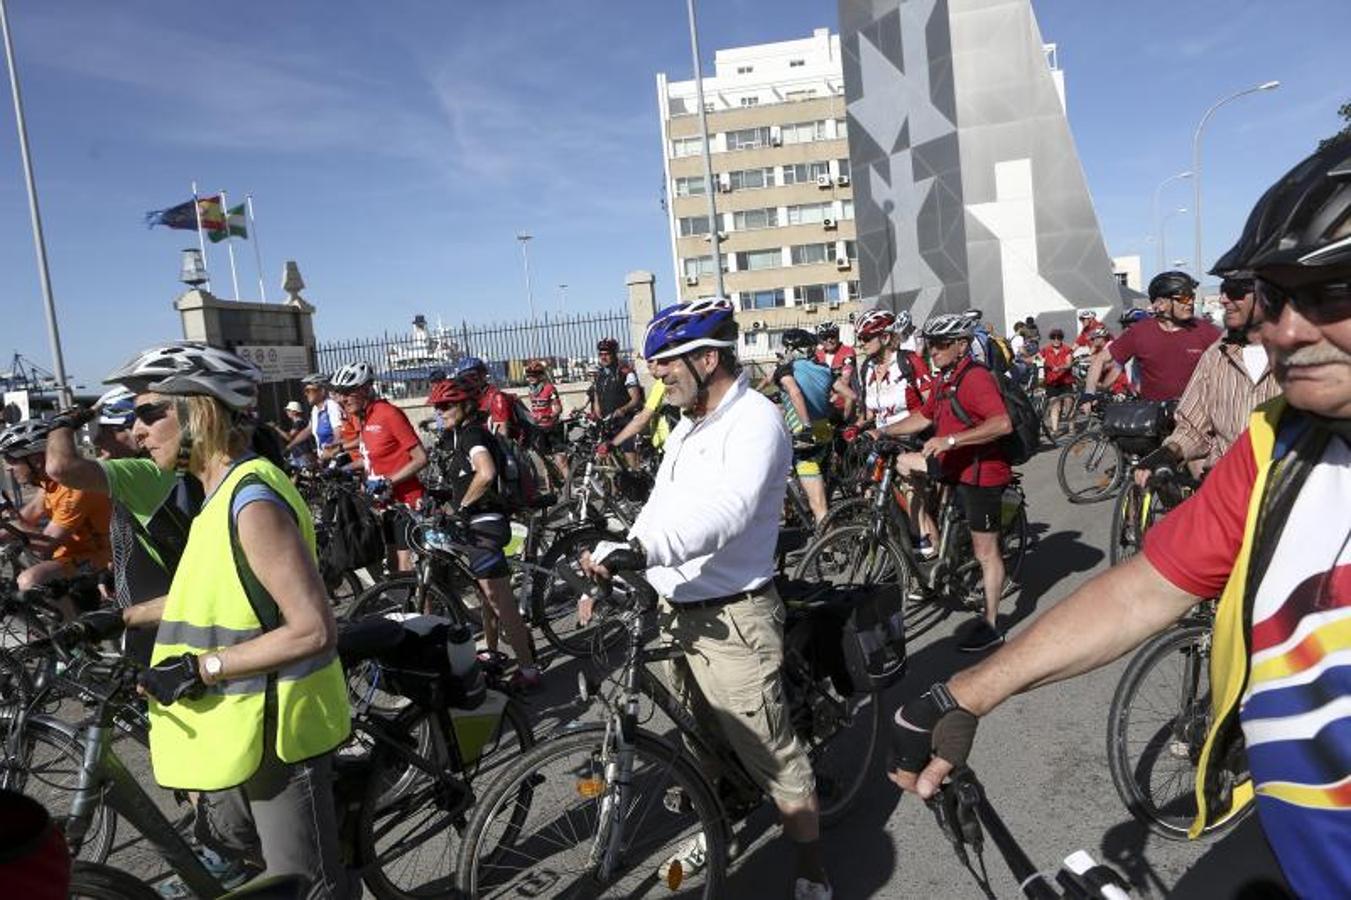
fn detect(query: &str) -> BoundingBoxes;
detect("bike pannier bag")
[1101,400,1174,455]
[321,489,386,577]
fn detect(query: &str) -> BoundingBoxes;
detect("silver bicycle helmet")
[893,310,913,333]
[301,372,328,387]
[329,361,376,391]
[921,313,976,340]
[104,342,262,411]
[0,419,52,458]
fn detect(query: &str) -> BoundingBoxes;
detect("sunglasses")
[133,401,172,426]
[1220,283,1253,302]
[433,402,454,412]
[1256,277,1351,325]
[928,338,957,349]
[1163,293,1196,305]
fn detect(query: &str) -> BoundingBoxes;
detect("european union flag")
[144,198,200,231]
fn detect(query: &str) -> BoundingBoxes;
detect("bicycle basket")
[1101,400,1174,455]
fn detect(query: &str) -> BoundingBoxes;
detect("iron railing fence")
[316,308,632,399]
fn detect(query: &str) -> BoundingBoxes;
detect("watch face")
[204,655,223,676]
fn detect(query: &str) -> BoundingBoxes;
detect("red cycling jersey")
[921,357,1012,488]
[478,385,516,433]
[1038,343,1075,387]
[527,383,560,427]
[359,398,424,505]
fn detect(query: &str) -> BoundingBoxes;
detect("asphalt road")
[84,445,1283,898]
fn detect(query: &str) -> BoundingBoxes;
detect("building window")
[835,118,848,139]
[789,59,805,68]
[738,96,760,108]
[848,280,861,300]
[837,158,852,179]
[744,289,785,310]
[673,176,708,197]
[678,215,711,237]
[735,249,783,272]
[840,199,854,219]
[1114,272,1129,286]
[671,136,704,158]
[725,126,773,151]
[682,255,726,278]
[786,202,831,225]
[790,243,832,266]
[784,89,818,102]
[732,207,778,231]
[736,65,754,75]
[782,161,832,185]
[844,240,858,261]
[798,283,841,305]
[728,167,775,190]
[782,120,828,144]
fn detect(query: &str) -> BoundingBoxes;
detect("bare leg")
[777,796,829,885]
[970,529,1005,626]
[480,576,534,666]
[801,476,829,525]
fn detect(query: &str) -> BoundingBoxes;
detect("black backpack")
[321,489,386,577]
[948,362,1040,466]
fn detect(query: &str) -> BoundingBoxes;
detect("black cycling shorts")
[956,484,1005,533]
[531,424,567,456]
[464,516,511,580]
[1044,383,1075,398]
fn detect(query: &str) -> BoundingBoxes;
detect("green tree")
[1318,100,1351,150]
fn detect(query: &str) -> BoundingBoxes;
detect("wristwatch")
[946,435,957,449]
[201,654,225,684]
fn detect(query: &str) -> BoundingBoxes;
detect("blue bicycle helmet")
[96,386,136,427]
[643,299,738,361]
[1119,307,1151,326]
[453,356,486,377]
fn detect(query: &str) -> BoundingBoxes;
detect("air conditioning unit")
[827,300,841,310]
[815,174,833,188]
[804,303,819,314]
[751,320,765,331]
[717,174,732,193]
[822,217,837,230]
[835,175,851,187]
[684,275,700,286]
[836,256,851,270]
[701,231,728,243]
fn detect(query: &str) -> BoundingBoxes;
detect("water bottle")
[424,528,454,553]
[446,622,476,677]
[1000,487,1022,528]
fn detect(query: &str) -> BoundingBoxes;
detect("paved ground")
[71,446,1285,898]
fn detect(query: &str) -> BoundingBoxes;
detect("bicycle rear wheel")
[531,528,630,660]
[793,524,929,638]
[69,861,161,899]
[456,728,727,899]
[1057,431,1124,503]
[1106,622,1246,840]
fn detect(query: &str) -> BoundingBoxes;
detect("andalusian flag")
[207,203,247,243]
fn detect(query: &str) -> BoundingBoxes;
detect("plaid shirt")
[1167,338,1281,467]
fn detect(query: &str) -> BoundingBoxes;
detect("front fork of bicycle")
[588,617,646,879]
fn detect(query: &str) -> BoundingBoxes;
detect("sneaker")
[156,846,251,898]
[508,665,543,693]
[957,619,1005,653]
[795,877,834,900]
[657,832,707,884]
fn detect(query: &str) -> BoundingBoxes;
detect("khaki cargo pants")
[659,582,816,805]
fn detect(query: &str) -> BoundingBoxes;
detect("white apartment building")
[656,28,862,357]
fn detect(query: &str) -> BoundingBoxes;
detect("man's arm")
[878,412,932,437]
[779,375,812,431]
[608,407,654,447]
[44,425,110,493]
[387,443,428,486]
[614,384,644,419]
[284,424,314,452]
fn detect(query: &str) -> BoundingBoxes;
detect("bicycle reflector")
[666,860,685,890]
[575,776,604,799]
[870,454,888,483]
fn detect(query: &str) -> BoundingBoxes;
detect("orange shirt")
[42,480,112,569]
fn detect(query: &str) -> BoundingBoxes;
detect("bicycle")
[1055,396,1139,504]
[1107,462,1196,566]
[454,566,889,897]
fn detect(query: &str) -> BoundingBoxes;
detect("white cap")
[285,401,304,414]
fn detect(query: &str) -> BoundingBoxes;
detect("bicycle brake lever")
[926,784,970,867]
[951,770,985,856]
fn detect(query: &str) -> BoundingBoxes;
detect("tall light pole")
[1193,80,1280,279]
[686,0,725,300]
[1161,207,1188,268]
[1152,170,1192,272]
[1,0,71,407]
[557,283,568,314]
[516,232,538,355]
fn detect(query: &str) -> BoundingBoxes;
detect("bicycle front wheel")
[456,728,727,899]
[531,528,630,660]
[1057,431,1124,503]
[792,524,928,637]
[1106,622,1246,840]
[1109,483,1148,565]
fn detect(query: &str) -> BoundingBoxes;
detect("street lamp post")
[516,233,538,355]
[558,283,568,314]
[686,0,725,300]
[1,0,72,407]
[1152,171,1192,272]
[1192,80,1280,278]
[1161,207,1188,267]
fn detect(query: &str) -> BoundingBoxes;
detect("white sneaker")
[794,877,833,900]
[657,832,707,884]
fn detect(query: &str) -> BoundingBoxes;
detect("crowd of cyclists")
[0,139,1346,899]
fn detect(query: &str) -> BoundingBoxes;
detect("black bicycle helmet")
[1147,270,1199,300]
[814,322,840,340]
[1211,140,1351,286]
[781,328,818,353]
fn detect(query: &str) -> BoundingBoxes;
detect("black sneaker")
[957,619,1004,653]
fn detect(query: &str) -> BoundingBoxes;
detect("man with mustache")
[888,142,1351,897]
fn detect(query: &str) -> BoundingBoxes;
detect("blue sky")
[1,0,1346,387]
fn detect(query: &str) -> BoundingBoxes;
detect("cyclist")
[1073,308,1103,347]
[329,361,426,573]
[289,373,345,464]
[0,419,112,607]
[1037,328,1076,438]
[813,321,858,421]
[581,298,832,900]
[775,328,836,526]
[454,356,517,439]
[97,341,350,899]
[888,141,1351,899]
[603,352,679,456]
[1084,270,1221,404]
[1086,327,1131,396]
[1134,272,1281,487]
[881,313,1014,652]
[523,359,566,486]
[895,309,920,352]
[427,376,541,691]
[588,337,644,466]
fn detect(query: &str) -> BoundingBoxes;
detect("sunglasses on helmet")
[1255,277,1351,325]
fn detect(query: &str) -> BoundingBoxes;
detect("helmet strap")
[174,398,194,474]
[681,353,711,415]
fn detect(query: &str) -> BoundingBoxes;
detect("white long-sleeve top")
[628,372,790,603]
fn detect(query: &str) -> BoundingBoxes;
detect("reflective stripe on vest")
[148,457,351,791]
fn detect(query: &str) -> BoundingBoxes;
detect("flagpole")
[219,189,241,301]
[245,194,268,302]
[190,180,212,293]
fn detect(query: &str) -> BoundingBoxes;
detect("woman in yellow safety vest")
[103,341,351,899]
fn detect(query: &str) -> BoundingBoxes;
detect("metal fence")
[316,307,631,399]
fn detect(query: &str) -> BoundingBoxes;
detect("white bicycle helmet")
[854,308,897,341]
[1077,309,1095,321]
[921,313,976,340]
[893,310,914,333]
[329,361,376,391]
[301,372,328,387]
[0,419,52,458]
[104,342,261,412]
[96,386,137,427]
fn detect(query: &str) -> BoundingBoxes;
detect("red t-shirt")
[1143,430,1254,597]
[1109,318,1220,401]
[1074,320,1102,347]
[478,386,515,431]
[1038,343,1075,386]
[528,383,559,427]
[359,398,424,504]
[921,358,1013,487]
